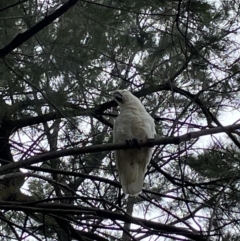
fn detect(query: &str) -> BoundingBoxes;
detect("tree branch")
[10,102,113,130]
[8,82,215,131]
[1,123,240,174]
[0,0,28,12]
[0,0,78,57]
[0,201,207,241]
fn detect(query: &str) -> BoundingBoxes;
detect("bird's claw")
[125,138,141,149]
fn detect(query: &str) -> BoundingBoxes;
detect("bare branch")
[1,123,240,174]
[0,201,207,241]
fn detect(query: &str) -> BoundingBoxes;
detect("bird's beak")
[113,91,123,103]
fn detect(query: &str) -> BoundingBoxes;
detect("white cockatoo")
[113,89,156,196]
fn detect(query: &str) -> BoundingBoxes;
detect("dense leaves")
[0,0,240,240]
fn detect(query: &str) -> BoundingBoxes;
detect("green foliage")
[0,0,240,240]
[186,147,239,178]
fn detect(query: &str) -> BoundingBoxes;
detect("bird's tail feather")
[121,161,145,196]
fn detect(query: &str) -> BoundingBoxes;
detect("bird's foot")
[125,138,141,149]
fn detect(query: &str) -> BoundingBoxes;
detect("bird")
[113,89,156,196]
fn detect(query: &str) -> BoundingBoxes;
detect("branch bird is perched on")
[113,90,156,196]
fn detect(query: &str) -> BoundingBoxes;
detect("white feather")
[113,90,156,196]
